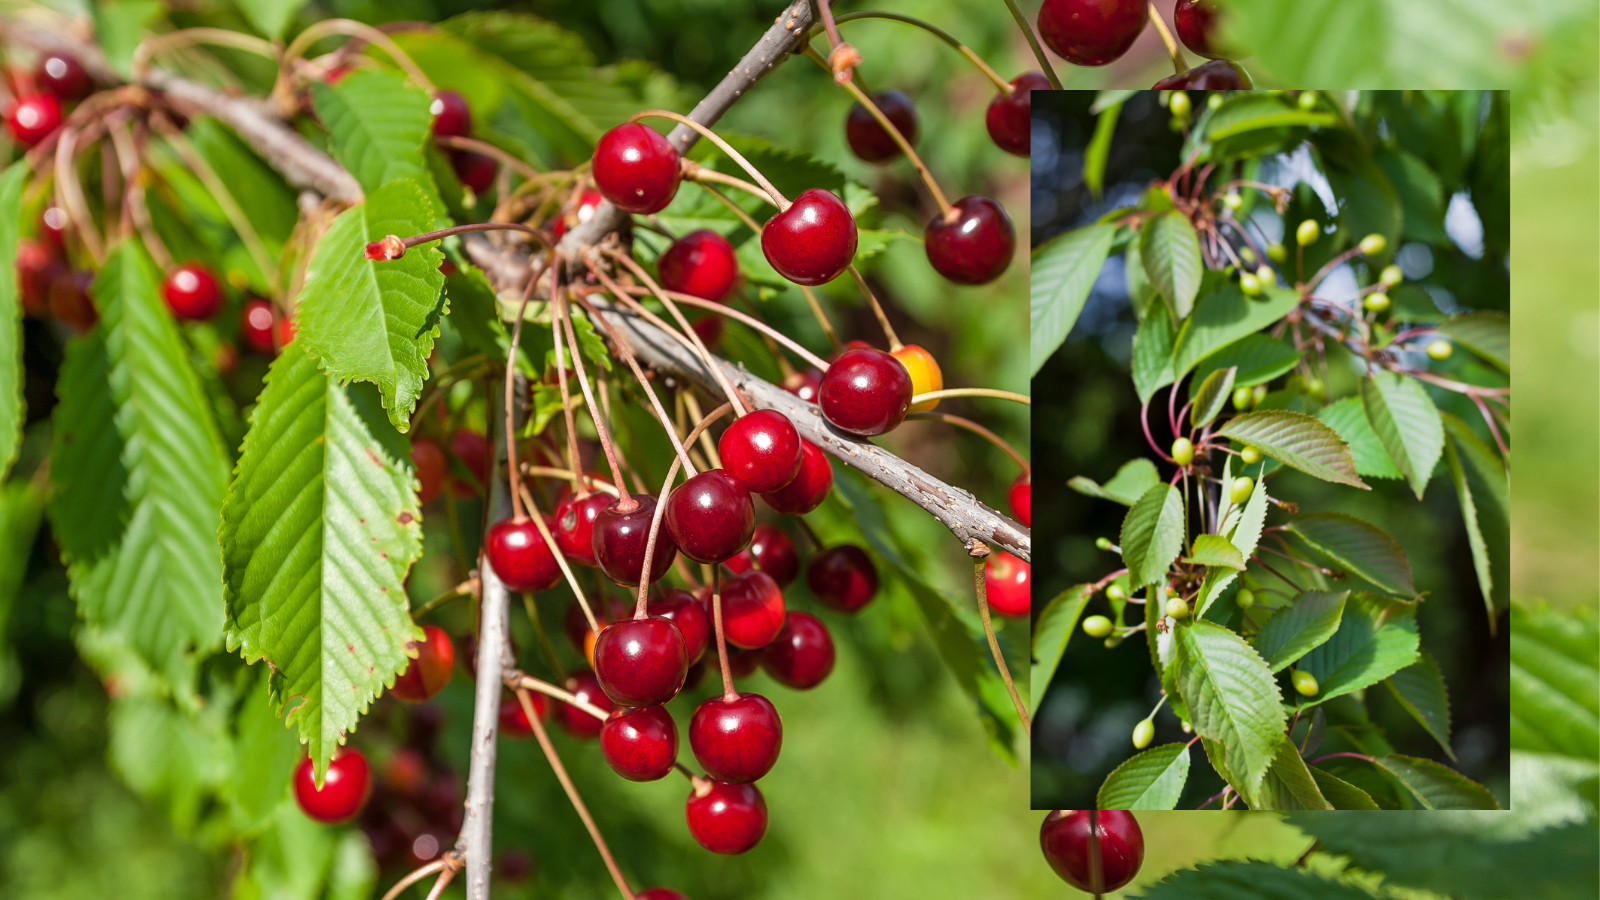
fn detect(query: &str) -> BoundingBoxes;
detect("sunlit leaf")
[1031,223,1116,374]
[1253,591,1348,673]
[1139,210,1202,319]
[1121,483,1185,588]
[1097,743,1190,810]
[1294,594,1419,711]
[1068,458,1160,507]
[1360,371,1444,499]
[1172,620,1285,797]
[1217,410,1366,488]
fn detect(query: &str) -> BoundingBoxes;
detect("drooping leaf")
[1444,413,1509,626]
[1509,602,1598,761]
[221,342,425,778]
[0,161,26,483]
[1437,311,1509,373]
[1030,584,1091,717]
[1190,334,1300,395]
[1288,512,1416,597]
[1360,370,1444,499]
[1373,754,1501,809]
[1184,534,1246,571]
[1137,860,1380,900]
[1217,410,1366,488]
[1253,733,1334,810]
[1083,101,1121,199]
[1139,210,1202,319]
[1096,743,1190,810]
[1171,284,1300,382]
[1317,396,1403,479]
[1068,458,1160,507]
[1172,620,1286,797]
[1121,483,1185,588]
[1385,650,1455,760]
[1309,767,1381,810]
[1132,303,1177,403]
[1294,594,1420,711]
[1030,223,1116,374]
[1189,366,1236,429]
[1253,591,1348,673]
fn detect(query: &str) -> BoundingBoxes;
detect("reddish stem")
[710,568,737,702]
[557,289,632,508]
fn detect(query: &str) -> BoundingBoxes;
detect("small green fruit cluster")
[1083,615,1114,638]
[1171,437,1195,466]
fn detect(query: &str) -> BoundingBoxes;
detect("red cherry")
[392,624,456,702]
[1152,59,1253,89]
[1010,473,1031,527]
[38,54,91,101]
[658,229,738,302]
[593,616,689,706]
[293,751,372,824]
[449,429,489,496]
[1174,0,1223,58]
[162,262,221,320]
[806,545,877,613]
[451,149,497,193]
[241,299,277,355]
[593,123,681,214]
[638,890,688,900]
[1040,810,1145,892]
[16,239,60,318]
[686,779,767,855]
[648,588,711,664]
[759,439,832,515]
[845,90,919,163]
[690,692,781,783]
[760,612,835,690]
[986,72,1049,157]
[412,437,448,505]
[718,410,802,494]
[555,670,614,740]
[985,551,1031,618]
[48,270,96,332]
[818,348,913,437]
[600,705,679,782]
[1037,0,1147,66]
[665,470,755,565]
[6,94,61,146]
[761,188,857,286]
[717,570,786,649]
[276,314,297,347]
[485,517,563,594]
[783,367,823,404]
[500,694,549,739]
[430,89,472,137]
[553,189,603,238]
[724,523,798,587]
[553,491,610,566]
[925,196,1015,285]
[593,494,679,586]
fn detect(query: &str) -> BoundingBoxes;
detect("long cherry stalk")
[627,402,733,615]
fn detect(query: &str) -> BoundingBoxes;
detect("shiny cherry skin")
[392,624,456,702]
[593,123,681,214]
[845,90,919,163]
[718,409,802,494]
[985,551,1031,618]
[819,348,913,437]
[686,779,767,855]
[1037,0,1147,66]
[724,523,798,587]
[1040,810,1145,892]
[553,189,603,238]
[485,517,563,593]
[891,344,943,413]
[717,570,787,649]
[293,751,372,824]
[658,229,738,302]
[760,439,832,515]
[690,692,782,783]
[784,367,823,404]
[925,196,1015,285]
[41,206,68,248]
[162,262,221,320]
[638,890,688,900]
[986,71,1050,157]
[451,149,497,193]
[555,670,615,740]
[6,94,61,146]
[649,588,711,664]
[1174,0,1223,58]
[665,470,755,565]
[806,545,878,613]
[241,299,277,355]
[430,89,472,137]
[761,188,857,286]
[760,612,835,690]
[411,437,448,505]
[1010,473,1031,527]
[499,694,549,738]
[600,705,679,782]
[593,616,689,707]
[1152,59,1253,89]
[38,54,91,101]
[593,494,678,586]
[553,490,611,566]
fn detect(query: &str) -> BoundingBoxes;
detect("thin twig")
[971,554,1030,736]
[997,0,1064,89]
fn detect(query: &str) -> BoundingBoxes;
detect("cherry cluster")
[1036,0,1252,88]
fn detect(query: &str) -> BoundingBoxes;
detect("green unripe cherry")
[1083,615,1114,639]
[1297,91,1318,110]
[1236,588,1255,609]
[1132,718,1155,750]
[1222,192,1243,211]
[1207,93,1224,111]
[1230,476,1254,505]
[1380,264,1404,286]
[1166,596,1189,619]
[1239,272,1262,295]
[1296,219,1321,246]
[1240,446,1262,465]
[1106,584,1128,602]
[1232,386,1254,411]
[1169,90,1192,118]
[1364,291,1391,312]
[1095,536,1113,551]
[1104,635,1123,649]
[1240,246,1257,265]
[1359,234,1387,256]
[1252,384,1268,404]
[1292,669,1320,696]
[1303,376,1326,402]
[1171,437,1195,466]
[1427,340,1453,360]
[1181,719,1193,734]
[1267,242,1287,263]
[1257,264,1276,286]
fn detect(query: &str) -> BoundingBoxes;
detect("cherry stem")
[504,277,539,522]
[907,411,1029,475]
[517,481,601,634]
[797,284,843,351]
[432,134,542,182]
[711,567,738,701]
[847,265,903,351]
[1306,751,1376,767]
[1146,4,1189,76]
[422,856,464,900]
[512,688,637,900]
[632,401,734,615]
[971,555,1031,737]
[132,27,279,81]
[510,672,610,721]
[1088,808,1105,898]
[683,164,776,211]
[410,578,479,619]
[521,465,621,497]
[628,110,788,209]
[815,0,845,49]
[819,11,1013,94]
[680,391,724,469]
[911,387,1031,407]
[549,264,588,497]
[997,0,1064,89]
[379,858,449,900]
[556,289,633,506]
[279,18,436,95]
[374,222,553,257]
[611,279,833,371]
[150,112,278,287]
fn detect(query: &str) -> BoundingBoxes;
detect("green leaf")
[228,669,302,828]
[1097,743,1190,810]
[1121,483,1185,588]
[1509,602,1598,760]
[1083,102,1121,199]
[0,162,26,482]
[1030,585,1091,717]
[1068,458,1160,507]
[1172,620,1286,797]
[221,342,425,778]
[1217,410,1366,488]
[1385,650,1455,760]
[1223,0,1387,86]
[1030,223,1116,374]
[94,0,164,79]
[1195,460,1268,619]
[1438,311,1509,373]
[109,696,229,830]
[1184,534,1246,571]
[236,0,309,39]
[1190,334,1300,395]
[1253,591,1348,673]
[1255,733,1334,810]
[1171,284,1300,381]
[1295,595,1419,711]
[1132,304,1176,404]
[1320,141,1401,258]
[1375,146,1448,243]
[1189,365,1236,429]
[1310,767,1381,809]
[1091,90,1137,113]
[1317,396,1403,479]
[1138,861,1379,900]
[1139,210,1202,319]
[296,179,447,431]
[311,68,437,195]
[1288,512,1416,597]
[1123,241,1154,320]
[49,331,130,562]
[1360,371,1444,499]
[1373,754,1501,809]
[1197,94,1341,162]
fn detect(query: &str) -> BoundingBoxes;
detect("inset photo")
[1030,90,1510,811]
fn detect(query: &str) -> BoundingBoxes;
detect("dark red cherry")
[6,94,61,146]
[430,89,472,137]
[48,270,96,332]
[553,189,603,239]
[411,437,447,505]
[593,616,689,707]
[806,545,877,613]
[392,624,456,702]
[1152,59,1253,90]
[845,90,919,163]
[724,523,798,587]
[448,429,488,495]
[717,570,786,649]
[485,517,563,594]
[499,693,549,738]
[925,195,1015,285]
[162,262,221,320]
[1174,0,1223,59]
[638,890,688,900]
[600,705,679,782]
[553,491,611,567]
[665,470,754,565]
[985,551,1031,617]
[818,348,913,437]
[555,670,614,740]
[241,299,276,355]
[986,72,1050,157]
[686,779,767,855]
[38,54,91,101]
[759,439,832,515]
[1010,473,1031,527]
[649,588,711,664]
[293,751,372,824]
[692,313,723,349]
[783,367,823,403]
[593,494,679,586]
[1037,0,1147,66]
[718,409,802,494]
[761,188,857,286]
[760,612,835,690]
[658,229,738,302]
[1040,810,1146,892]
[690,692,781,783]
[16,239,60,318]
[451,149,497,193]
[593,123,681,214]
